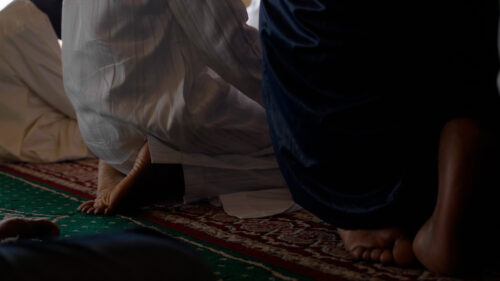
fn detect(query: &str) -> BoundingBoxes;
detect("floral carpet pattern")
[0,160,498,281]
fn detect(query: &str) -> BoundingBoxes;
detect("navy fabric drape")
[0,228,215,281]
[260,0,499,229]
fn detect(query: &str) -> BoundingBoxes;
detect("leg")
[20,116,92,162]
[413,118,499,274]
[0,228,215,281]
[78,143,183,215]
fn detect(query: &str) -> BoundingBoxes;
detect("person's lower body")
[260,0,500,274]
[3,115,92,163]
[21,112,93,162]
[0,228,215,281]
[79,144,185,214]
[335,118,500,272]
[79,143,288,216]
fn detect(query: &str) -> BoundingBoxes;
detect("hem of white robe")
[182,165,300,218]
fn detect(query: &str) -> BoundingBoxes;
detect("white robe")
[62,0,298,218]
[246,0,260,29]
[0,0,91,163]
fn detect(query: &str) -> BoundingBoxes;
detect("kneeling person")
[0,0,91,163]
[62,0,296,218]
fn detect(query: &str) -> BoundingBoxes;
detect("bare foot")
[78,143,152,215]
[413,118,497,274]
[413,218,462,274]
[338,227,415,266]
[78,143,184,215]
[0,217,60,239]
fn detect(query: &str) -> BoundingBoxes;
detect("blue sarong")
[260,0,499,229]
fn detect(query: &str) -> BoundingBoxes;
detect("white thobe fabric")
[62,0,298,218]
[0,0,91,163]
[246,0,260,29]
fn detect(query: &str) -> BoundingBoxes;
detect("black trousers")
[0,228,215,281]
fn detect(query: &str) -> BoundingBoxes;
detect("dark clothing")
[260,0,500,229]
[30,0,62,38]
[0,228,215,281]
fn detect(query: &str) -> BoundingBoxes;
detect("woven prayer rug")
[0,160,498,281]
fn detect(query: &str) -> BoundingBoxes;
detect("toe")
[78,201,94,212]
[86,206,96,214]
[380,249,393,264]
[393,238,415,266]
[79,204,91,213]
[94,204,107,215]
[362,249,372,260]
[351,247,365,260]
[370,248,383,262]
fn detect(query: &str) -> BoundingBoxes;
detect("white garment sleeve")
[168,0,263,105]
[1,21,77,119]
